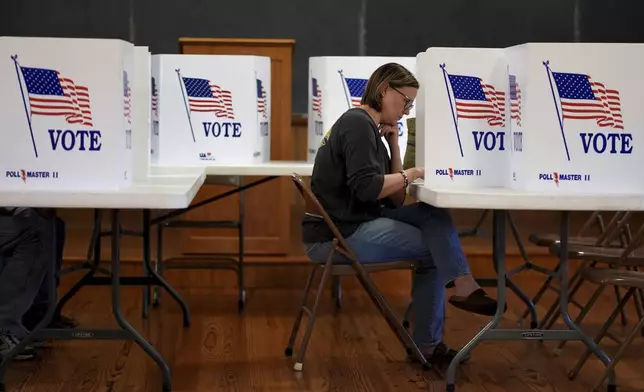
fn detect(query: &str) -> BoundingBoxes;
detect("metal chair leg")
[552,283,607,354]
[614,285,628,327]
[332,277,342,309]
[568,288,634,380]
[152,222,164,307]
[293,263,333,371]
[285,266,317,357]
[590,310,644,391]
[237,178,246,314]
[402,301,412,330]
[540,260,594,329]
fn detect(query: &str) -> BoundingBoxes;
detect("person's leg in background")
[306,217,468,366]
[22,216,78,331]
[0,210,51,361]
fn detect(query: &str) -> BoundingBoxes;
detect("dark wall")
[366,0,576,55]
[1,0,642,114]
[133,0,360,114]
[0,0,131,41]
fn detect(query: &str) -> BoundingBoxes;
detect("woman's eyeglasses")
[392,87,414,111]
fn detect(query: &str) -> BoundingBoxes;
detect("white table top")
[0,173,205,209]
[409,182,644,211]
[151,161,314,177]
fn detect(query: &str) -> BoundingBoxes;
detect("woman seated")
[301,63,503,365]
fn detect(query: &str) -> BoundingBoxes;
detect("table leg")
[56,210,105,316]
[142,210,191,328]
[444,210,616,392]
[142,210,151,319]
[445,210,507,391]
[110,209,173,391]
[557,211,615,391]
[505,214,539,328]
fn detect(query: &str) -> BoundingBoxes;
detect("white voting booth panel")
[307,56,416,162]
[418,47,510,188]
[507,43,644,194]
[415,52,428,169]
[152,54,271,166]
[0,36,134,190]
[132,46,151,181]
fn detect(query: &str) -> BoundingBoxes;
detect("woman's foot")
[448,288,506,316]
[409,343,470,366]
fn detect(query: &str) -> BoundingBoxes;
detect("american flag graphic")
[509,74,521,127]
[551,71,623,130]
[182,76,234,120]
[448,74,505,127]
[151,77,158,117]
[256,79,267,119]
[123,71,131,124]
[20,66,94,127]
[344,77,368,107]
[311,77,322,117]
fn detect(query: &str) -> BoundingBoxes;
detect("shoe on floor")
[23,312,78,331]
[49,314,79,329]
[448,288,506,316]
[0,334,36,361]
[409,342,471,366]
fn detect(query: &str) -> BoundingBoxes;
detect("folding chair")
[524,212,633,330]
[284,173,430,371]
[548,212,644,353]
[153,175,246,313]
[552,222,644,391]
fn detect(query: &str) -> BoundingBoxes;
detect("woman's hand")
[405,167,425,182]
[379,123,399,145]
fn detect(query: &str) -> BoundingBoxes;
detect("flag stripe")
[182,77,235,120]
[448,74,505,127]
[257,79,267,119]
[552,71,623,130]
[510,75,522,127]
[311,77,322,115]
[20,67,94,127]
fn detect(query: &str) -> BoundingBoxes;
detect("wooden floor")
[5,265,644,392]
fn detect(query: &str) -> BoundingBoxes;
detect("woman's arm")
[377,167,423,199]
[386,132,406,206]
[342,117,423,202]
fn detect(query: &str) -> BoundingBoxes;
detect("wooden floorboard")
[5,266,644,392]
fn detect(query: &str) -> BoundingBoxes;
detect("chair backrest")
[290,173,356,259]
[595,211,633,247]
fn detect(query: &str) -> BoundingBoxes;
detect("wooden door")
[178,38,296,256]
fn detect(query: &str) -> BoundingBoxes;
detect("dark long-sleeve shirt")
[302,108,393,244]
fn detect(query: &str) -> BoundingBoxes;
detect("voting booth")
[307,56,416,162]
[417,47,510,188]
[132,46,151,181]
[506,43,644,194]
[152,54,271,166]
[0,36,134,190]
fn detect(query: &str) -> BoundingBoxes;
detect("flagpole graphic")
[543,60,570,162]
[337,69,352,109]
[175,68,196,143]
[440,64,464,158]
[12,55,39,158]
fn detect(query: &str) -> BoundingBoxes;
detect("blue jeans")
[306,202,471,349]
